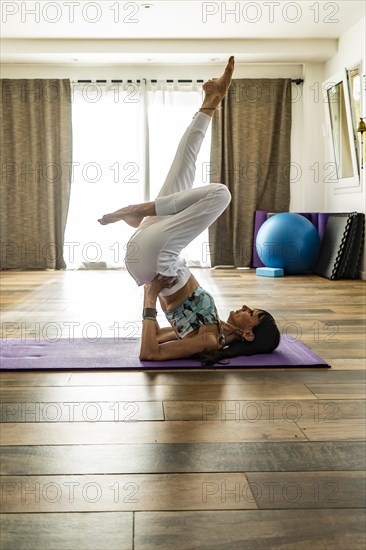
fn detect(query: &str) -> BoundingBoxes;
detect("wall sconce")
[357,117,366,169]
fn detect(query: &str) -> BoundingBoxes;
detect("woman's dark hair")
[193,310,280,367]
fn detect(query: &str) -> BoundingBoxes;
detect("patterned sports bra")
[164,285,220,339]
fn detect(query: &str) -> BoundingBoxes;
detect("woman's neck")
[220,320,241,346]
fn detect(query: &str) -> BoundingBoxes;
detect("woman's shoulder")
[186,324,222,350]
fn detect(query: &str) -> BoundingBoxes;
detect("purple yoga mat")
[0,336,330,370]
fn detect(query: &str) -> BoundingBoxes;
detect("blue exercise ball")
[256,213,321,274]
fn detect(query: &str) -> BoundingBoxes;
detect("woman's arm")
[156,326,178,344]
[149,313,177,343]
[140,321,217,361]
[139,276,217,361]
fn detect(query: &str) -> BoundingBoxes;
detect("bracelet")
[143,307,157,318]
[143,316,157,321]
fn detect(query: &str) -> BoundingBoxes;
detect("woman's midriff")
[158,273,199,312]
[158,274,221,341]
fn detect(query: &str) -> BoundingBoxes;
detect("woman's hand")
[144,275,178,300]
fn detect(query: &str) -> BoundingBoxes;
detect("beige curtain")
[0,79,72,269]
[209,78,292,267]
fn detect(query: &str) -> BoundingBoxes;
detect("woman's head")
[193,306,280,367]
[226,305,267,342]
[224,307,280,357]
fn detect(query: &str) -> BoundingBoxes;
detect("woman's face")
[226,305,263,331]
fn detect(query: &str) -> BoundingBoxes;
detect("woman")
[99,56,280,365]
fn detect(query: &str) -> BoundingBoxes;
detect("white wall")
[324,17,366,278]
[324,16,365,211]
[297,63,326,212]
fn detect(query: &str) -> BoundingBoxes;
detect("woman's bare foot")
[98,207,143,228]
[200,56,235,113]
[98,201,156,228]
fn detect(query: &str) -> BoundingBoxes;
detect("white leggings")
[125,112,231,296]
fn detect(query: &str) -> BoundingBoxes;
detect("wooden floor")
[0,268,365,550]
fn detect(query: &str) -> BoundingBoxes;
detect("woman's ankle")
[133,202,156,217]
[199,107,217,117]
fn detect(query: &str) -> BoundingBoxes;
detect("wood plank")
[323,358,365,370]
[0,386,167,402]
[306,384,366,399]
[0,401,163,422]
[0,368,360,387]
[0,512,133,550]
[0,420,306,445]
[245,471,366,508]
[69,368,365,385]
[0,382,316,402]
[134,509,366,550]
[0,473,257,512]
[163,399,366,421]
[311,350,365,365]
[1,442,365,475]
[0,372,73,386]
[296,418,366,441]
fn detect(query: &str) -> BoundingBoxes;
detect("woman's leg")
[99,113,212,227]
[126,182,232,292]
[148,54,235,202]
[100,57,235,291]
[98,56,235,227]
[155,112,212,199]
[155,182,232,265]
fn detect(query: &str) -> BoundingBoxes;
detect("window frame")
[323,65,361,193]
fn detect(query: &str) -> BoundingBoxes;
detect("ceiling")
[1,1,365,64]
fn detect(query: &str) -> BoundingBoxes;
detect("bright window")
[64,82,211,269]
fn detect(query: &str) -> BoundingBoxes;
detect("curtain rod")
[72,78,304,84]
[71,79,204,84]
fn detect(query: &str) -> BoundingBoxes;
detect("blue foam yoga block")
[256,267,284,277]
